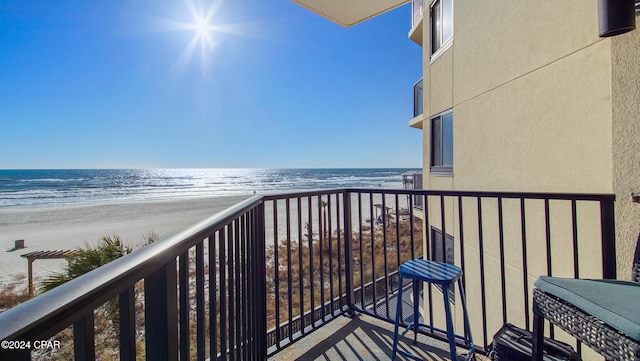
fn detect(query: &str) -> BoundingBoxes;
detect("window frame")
[430,226,454,265]
[430,110,453,175]
[430,226,456,301]
[430,0,453,61]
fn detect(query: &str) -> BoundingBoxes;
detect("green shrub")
[41,235,132,292]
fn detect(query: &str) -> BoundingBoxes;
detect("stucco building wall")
[420,1,639,353]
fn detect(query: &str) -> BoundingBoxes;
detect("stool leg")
[531,311,544,361]
[443,283,457,361]
[413,279,419,344]
[391,273,404,360]
[457,279,473,347]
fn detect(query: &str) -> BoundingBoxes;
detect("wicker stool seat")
[532,236,640,361]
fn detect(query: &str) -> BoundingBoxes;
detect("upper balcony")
[0,188,617,360]
[408,0,424,45]
[409,78,424,129]
[402,171,423,212]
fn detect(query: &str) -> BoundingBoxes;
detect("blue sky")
[0,1,422,169]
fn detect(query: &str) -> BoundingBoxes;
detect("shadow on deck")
[270,313,485,361]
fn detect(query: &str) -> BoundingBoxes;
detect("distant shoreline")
[0,168,414,209]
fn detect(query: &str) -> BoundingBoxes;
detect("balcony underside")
[291,0,410,27]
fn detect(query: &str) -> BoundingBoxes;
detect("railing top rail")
[260,187,615,203]
[343,188,616,202]
[262,188,344,201]
[0,195,264,342]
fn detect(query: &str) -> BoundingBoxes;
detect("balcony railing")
[403,171,424,209]
[0,188,616,360]
[412,0,424,28]
[413,78,424,117]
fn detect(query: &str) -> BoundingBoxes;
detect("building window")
[431,227,454,265]
[413,78,423,117]
[431,0,453,56]
[430,111,453,174]
[431,227,455,300]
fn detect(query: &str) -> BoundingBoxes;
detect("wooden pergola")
[21,250,76,296]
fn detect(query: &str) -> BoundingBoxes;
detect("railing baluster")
[600,198,617,279]
[571,200,579,278]
[119,287,136,361]
[343,191,354,314]
[424,195,433,330]
[272,199,280,347]
[440,195,446,262]
[395,194,400,285]
[218,229,227,361]
[145,260,178,361]
[285,199,293,341]
[234,220,241,360]
[520,198,530,331]
[457,196,465,292]
[544,199,553,277]
[477,197,488,347]
[227,224,235,361]
[307,196,315,329]
[246,213,255,359]
[543,200,556,345]
[247,208,254,360]
[209,234,217,361]
[569,201,583,356]
[498,197,508,324]
[73,312,95,361]
[196,242,205,361]
[255,202,267,361]
[240,215,248,360]
[318,195,326,321]
[336,193,343,308]
[358,192,365,309]
[178,252,189,361]
[409,194,415,261]
[457,196,469,341]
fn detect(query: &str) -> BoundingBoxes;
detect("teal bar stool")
[391,259,474,361]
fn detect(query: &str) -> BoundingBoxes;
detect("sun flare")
[189,8,214,46]
[166,0,225,77]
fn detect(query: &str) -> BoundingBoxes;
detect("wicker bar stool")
[531,236,640,361]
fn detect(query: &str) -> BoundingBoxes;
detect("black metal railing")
[0,188,616,360]
[0,196,268,361]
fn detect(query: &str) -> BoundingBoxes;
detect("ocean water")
[0,168,418,208]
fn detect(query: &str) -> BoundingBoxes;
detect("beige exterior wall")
[419,1,639,355]
[426,1,613,193]
[611,29,640,281]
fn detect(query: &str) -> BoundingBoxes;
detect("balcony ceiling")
[291,0,410,27]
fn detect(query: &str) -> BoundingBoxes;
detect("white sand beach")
[0,191,409,294]
[0,195,251,291]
